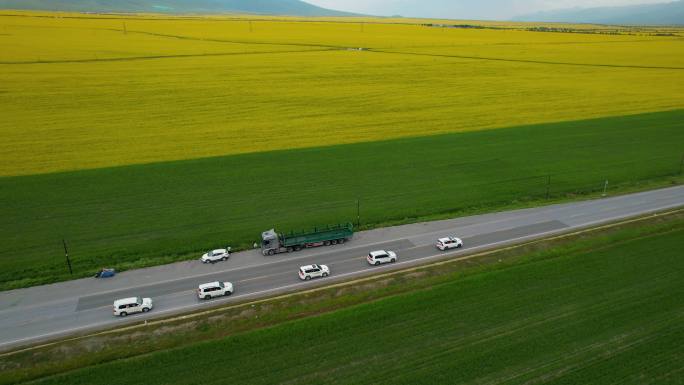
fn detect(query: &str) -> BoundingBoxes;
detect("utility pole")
[602,180,609,197]
[62,239,73,275]
[545,175,551,199]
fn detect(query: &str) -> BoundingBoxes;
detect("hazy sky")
[306,0,670,19]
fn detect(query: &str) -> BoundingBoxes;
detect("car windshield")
[218,282,224,289]
[135,297,141,305]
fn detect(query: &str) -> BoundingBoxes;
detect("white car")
[113,297,153,317]
[436,237,463,251]
[201,248,231,263]
[298,264,330,280]
[367,250,397,265]
[197,281,234,299]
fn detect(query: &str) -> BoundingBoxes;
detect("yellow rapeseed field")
[0,11,682,176]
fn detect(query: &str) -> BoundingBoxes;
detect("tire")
[305,276,311,281]
[323,272,329,277]
[142,307,150,313]
[294,246,301,251]
[324,241,331,246]
[331,239,337,245]
[120,312,127,317]
[221,257,227,261]
[225,291,232,296]
[339,238,345,244]
[287,247,293,253]
[204,295,210,300]
[458,244,463,249]
[267,249,275,256]
[375,261,380,266]
[391,259,396,263]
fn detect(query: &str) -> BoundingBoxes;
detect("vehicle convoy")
[113,297,153,317]
[197,281,233,299]
[201,248,231,263]
[367,250,397,265]
[299,264,330,280]
[261,223,354,256]
[436,236,463,250]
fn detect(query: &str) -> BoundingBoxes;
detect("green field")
[25,211,684,384]
[1,110,682,289]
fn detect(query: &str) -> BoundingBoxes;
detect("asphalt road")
[1,186,682,351]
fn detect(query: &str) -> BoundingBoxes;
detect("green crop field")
[25,212,684,384]
[1,110,683,289]
[1,11,683,289]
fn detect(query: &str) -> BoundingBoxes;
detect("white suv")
[298,264,330,280]
[367,250,397,265]
[113,297,153,317]
[201,248,231,263]
[436,237,463,251]
[197,281,234,299]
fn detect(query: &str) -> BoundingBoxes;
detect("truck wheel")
[331,239,337,245]
[339,238,345,244]
[287,247,293,253]
[294,246,301,251]
[267,250,275,256]
[324,241,330,246]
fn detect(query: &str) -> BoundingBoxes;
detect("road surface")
[1,186,682,351]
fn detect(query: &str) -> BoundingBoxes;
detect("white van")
[367,250,397,265]
[113,297,153,317]
[197,281,234,299]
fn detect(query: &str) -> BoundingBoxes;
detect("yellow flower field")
[0,11,682,176]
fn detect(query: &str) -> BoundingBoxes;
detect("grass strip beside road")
[2,209,683,384]
[1,110,683,290]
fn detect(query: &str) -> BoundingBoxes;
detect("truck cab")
[261,229,281,256]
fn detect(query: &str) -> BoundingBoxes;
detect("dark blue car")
[95,268,116,278]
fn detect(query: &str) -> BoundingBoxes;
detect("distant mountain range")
[0,0,355,16]
[514,1,684,25]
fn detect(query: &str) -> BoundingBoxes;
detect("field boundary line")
[371,49,684,70]
[108,28,351,50]
[2,206,682,357]
[0,48,341,65]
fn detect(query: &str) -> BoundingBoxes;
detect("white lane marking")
[51,188,684,301]
[2,202,683,349]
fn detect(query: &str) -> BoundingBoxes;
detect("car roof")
[438,237,459,242]
[211,249,226,253]
[369,250,388,257]
[300,264,319,270]
[198,281,221,289]
[114,297,139,305]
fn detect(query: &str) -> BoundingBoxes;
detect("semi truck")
[261,223,354,256]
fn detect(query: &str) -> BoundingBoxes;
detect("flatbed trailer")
[261,223,354,255]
